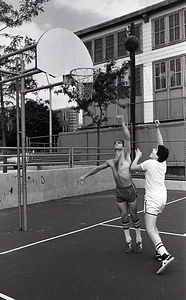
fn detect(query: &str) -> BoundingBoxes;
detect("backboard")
[36,28,93,77]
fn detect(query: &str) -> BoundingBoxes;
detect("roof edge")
[75,0,183,36]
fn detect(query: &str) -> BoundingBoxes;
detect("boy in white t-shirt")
[130,120,174,274]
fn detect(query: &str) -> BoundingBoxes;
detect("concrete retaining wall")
[0,167,185,210]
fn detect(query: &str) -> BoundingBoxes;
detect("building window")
[184,11,186,38]
[170,58,181,87]
[62,125,68,132]
[117,31,127,57]
[154,18,165,46]
[152,10,184,48]
[83,23,141,64]
[94,38,103,63]
[84,41,92,58]
[169,13,180,42]
[134,24,141,52]
[106,34,114,60]
[185,57,186,86]
[155,62,166,90]
[63,112,67,121]
[135,66,141,95]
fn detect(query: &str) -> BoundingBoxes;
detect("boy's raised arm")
[155,120,163,146]
[130,148,143,172]
[116,115,130,156]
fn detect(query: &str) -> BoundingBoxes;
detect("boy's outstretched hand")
[135,148,142,160]
[155,120,160,126]
[116,115,124,124]
[77,175,86,185]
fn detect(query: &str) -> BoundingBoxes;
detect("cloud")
[53,0,160,19]
[7,22,43,42]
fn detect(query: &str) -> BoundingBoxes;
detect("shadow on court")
[0,188,185,300]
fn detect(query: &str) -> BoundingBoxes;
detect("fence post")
[71,147,74,168]
[184,97,186,181]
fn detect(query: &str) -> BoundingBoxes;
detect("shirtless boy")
[78,115,142,253]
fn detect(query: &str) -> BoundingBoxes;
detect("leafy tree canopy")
[60,60,130,128]
[0,0,50,30]
[25,99,60,138]
[4,99,61,146]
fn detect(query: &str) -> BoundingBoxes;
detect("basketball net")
[70,68,98,101]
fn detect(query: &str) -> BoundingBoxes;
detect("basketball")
[124,35,139,51]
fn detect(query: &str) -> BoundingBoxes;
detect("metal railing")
[0,145,185,180]
[71,147,114,167]
[27,134,59,148]
[0,147,71,171]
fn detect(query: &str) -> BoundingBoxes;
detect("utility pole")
[0,73,7,173]
[124,22,139,160]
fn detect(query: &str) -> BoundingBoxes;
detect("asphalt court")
[0,188,185,300]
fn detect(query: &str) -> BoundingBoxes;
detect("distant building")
[54,107,81,132]
[56,0,186,173]
[75,0,186,127]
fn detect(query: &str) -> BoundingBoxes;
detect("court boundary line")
[0,196,185,256]
[100,223,186,237]
[0,292,16,300]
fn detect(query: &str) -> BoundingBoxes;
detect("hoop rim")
[70,67,97,76]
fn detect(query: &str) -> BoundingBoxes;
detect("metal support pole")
[183,97,186,180]
[21,59,27,231]
[49,88,52,151]
[16,61,22,230]
[130,23,136,161]
[0,73,7,173]
[45,75,53,152]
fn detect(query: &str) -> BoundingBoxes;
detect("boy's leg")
[117,202,132,242]
[144,207,175,274]
[129,200,142,253]
[144,213,168,255]
[129,199,142,243]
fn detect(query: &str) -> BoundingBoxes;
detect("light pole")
[46,74,52,151]
[124,22,139,160]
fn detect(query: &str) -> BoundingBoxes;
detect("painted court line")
[0,223,101,256]
[0,197,185,256]
[100,223,186,237]
[0,293,16,300]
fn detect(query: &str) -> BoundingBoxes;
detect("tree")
[25,99,61,138]
[5,99,61,146]
[60,60,130,163]
[0,0,50,31]
[0,0,51,147]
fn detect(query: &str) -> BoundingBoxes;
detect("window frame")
[105,34,115,61]
[152,9,185,49]
[154,61,167,91]
[135,65,143,95]
[169,12,181,43]
[94,37,103,64]
[184,10,186,39]
[154,17,165,47]
[154,56,183,92]
[169,57,182,88]
[83,23,142,65]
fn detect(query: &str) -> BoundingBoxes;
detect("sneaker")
[156,254,175,274]
[135,241,142,253]
[155,250,162,261]
[124,240,132,253]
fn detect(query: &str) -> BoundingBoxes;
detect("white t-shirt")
[140,159,167,202]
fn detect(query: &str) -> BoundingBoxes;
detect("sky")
[2,0,162,109]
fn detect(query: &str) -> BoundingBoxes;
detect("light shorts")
[144,197,166,216]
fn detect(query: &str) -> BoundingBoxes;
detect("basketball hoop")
[70,68,98,100]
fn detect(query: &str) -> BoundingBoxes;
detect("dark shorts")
[116,184,137,204]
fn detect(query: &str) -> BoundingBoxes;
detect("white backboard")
[36,28,93,77]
